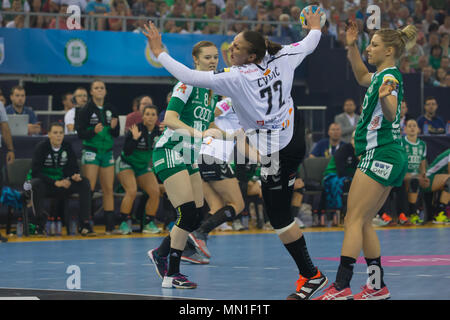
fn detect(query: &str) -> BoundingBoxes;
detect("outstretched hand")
[142,21,164,58]
[345,20,358,47]
[302,8,324,30]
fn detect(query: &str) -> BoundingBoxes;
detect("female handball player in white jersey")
[143,9,328,299]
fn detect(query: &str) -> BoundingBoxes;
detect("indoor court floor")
[0,225,449,300]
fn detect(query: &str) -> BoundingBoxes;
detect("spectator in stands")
[220,0,238,34]
[0,101,15,173]
[61,92,73,112]
[85,0,110,30]
[29,0,47,29]
[6,85,41,135]
[412,0,424,23]
[189,4,207,34]
[203,2,220,34]
[445,72,450,87]
[440,32,449,57]
[423,31,440,55]
[30,122,95,236]
[145,0,160,18]
[399,100,413,135]
[241,0,258,21]
[422,8,438,35]
[50,0,88,13]
[290,6,302,36]
[158,1,169,18]
[422,65,439,86]
[279,13,300,43]
[416,96,446,134]
[438,16,450,35]
[399,55,414,73]
[429,44,443,69]
[441,56,449,72]
[435,67,447,85]
[64,87,88,134]
[165,0,188,33]
[125,95,153,131]
[334,98,359,144]
[309,123,345,158]
[131,0,146,17]
[355,0,368,21]
[0,91,6,106]
[108,0,132,31]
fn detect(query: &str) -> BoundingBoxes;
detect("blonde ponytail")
[375,24,418,59]
[399,24,417,52]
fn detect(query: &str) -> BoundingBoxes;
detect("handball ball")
[300,5,326,28]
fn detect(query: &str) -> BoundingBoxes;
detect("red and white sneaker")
[313,283,353,300]
[353,284,390,300]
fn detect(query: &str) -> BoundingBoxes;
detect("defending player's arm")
[346,21,372,87]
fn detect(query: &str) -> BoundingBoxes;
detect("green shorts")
[357,143,408,187]
[81,149,114,168]
[152,148,199,182]
[115,156,153,177]
[421,174,435,193]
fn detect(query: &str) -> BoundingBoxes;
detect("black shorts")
[198,154,235,182]
[260,108,305,189]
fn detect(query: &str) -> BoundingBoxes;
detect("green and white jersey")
[426,149,450,177]
[355,67,404,156]
[154,82,218,163]
[401,136,427,174]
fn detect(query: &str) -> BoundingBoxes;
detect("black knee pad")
[445,177,450,193]
[174,201,198,232]
[261,184,294,230]
[409,177,419,193]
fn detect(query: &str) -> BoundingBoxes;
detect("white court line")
[416,274,433,277]
[47,261,64,264]
[16,261,33,264]
[0,297,40,300]
[79,262,96,265]
[264,267,280,270]
[232,266,249,269]
[109,262,126,265]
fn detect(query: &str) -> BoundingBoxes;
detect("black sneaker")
[147,248,168,279]
[287,269,328,300]
[80,223,97,237]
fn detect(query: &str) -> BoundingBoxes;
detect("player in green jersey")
[148,41,224,289]
[400,119,428,224]
[115,105,162,235]
[77,80,120,234]
[316,23,417,300]
[423,149,450,224]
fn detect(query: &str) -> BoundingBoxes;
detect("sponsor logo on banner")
[370,160,393,180]
[0,38,4,65]
[145,43,168,68]
[65,39,88,67]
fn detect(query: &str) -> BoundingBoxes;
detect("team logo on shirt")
[369,116,381,130]
[177,84,188,94]
[65,39,88,67]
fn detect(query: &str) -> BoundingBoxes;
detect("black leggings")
[31,178,92,224]
[260,109,305,230]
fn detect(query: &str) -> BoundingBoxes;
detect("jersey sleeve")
[281,29,321,68]
[157,52,240,97]
[171,82,193,104]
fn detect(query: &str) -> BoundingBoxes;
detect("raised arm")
[346,21,372,87]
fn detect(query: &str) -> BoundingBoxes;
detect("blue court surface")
[0,226,449,300]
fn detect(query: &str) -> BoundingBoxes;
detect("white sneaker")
[232,219,245,231]
[217,222,232,231]
[372,215,389,227]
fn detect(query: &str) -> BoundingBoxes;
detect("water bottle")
[423,122,429,135]
[70,216,78,235]
[50,218,56,236]
[45,217,53,236]
[56,217,62,236]
[16,218,23,237]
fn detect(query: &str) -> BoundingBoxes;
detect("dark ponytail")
[242,31,283,62]
[266,39,283,56]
